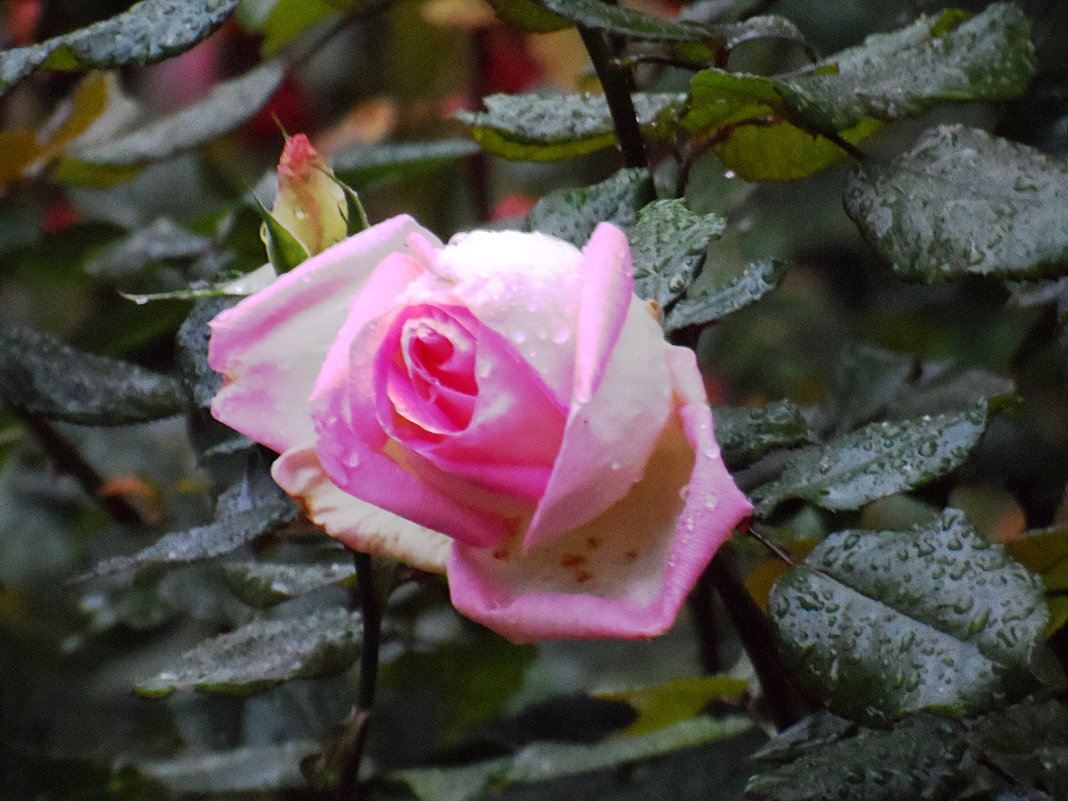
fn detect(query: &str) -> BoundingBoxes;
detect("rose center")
[383,307,478,438]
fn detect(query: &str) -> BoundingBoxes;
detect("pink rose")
[208,215,751,643]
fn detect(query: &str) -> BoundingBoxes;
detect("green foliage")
[136,608,366,696]
[0,0,239,95]
[390,716,754,801]
[223,560,356,608]
[753,403,989,516]
[525,167,649,245]
[60,62,285,182]
[596,675,748,736]
[770,510,1049,725]
[130,742,320,795]
[332,139,481,188]
[748,715,974,801]
[629,199,724,309]
[712,400,818,470]
[845,125,1068,281]
[458,92,681,161]
[680,4,1033,180]
[663,258,786,331]
[0,326,185,425]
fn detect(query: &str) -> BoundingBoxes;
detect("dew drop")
[344,452,361,468]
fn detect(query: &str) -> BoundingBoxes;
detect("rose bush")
[208,215,751,642]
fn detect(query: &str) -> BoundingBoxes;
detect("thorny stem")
[578,25,650,172]
[18,412,143,526]
[703,544,810,730]
[337,551,382,801]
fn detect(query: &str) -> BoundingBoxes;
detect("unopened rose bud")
[271,134,347,256]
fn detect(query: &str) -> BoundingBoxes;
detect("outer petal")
[448,345,752,643]
[209,215,438,454]
[272,444,451,573]
[523,225,672,550]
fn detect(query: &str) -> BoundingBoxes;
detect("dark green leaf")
[887,362,1014,420]
[390,716,753,801]
[325,173,370,235]
[458,92,681,162]
[84,218,213,279]
[752,710,854,764]
[131,742,320,794]
[63,61,284,173]
[484,0,571,33]
[0,0,240,95]
[779,4,1034,134]
[974,700,1068,799]
[714,15,814,57]
[177,297,233,409]
[712,400,818,470]
[770,509,1049,725]
[525,167,650,246]
[0,326,184,425]
[680,4,1033,181]
[80,471,297,581]
[529,0,705,41]
[961,790,1056,801]
[223,561,355,608]
[813,344,914,435]
[752,403,988,516]
[746,715,973,801]
[629,199,724,308]
[844,125,1068,282]
[663,258,785,331]
[136,608,364,696]
[332,139,481,188]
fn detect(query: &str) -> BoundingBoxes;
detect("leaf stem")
[703,543,810,729]
[578,26,649,171]
[337,551,382,801]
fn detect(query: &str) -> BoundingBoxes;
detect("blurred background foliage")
[1,0,1067,799]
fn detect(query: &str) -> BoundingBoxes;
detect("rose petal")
[447,345,752,643]
[375,304,567,503]
[311,274,519,548]
[209,215,439,454]
[523,259,672,551]
[272,444,451,573]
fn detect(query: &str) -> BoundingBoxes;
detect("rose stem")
[688,567,723,674]
[578,25,650,172]
[703,544,810,729]
[337,551,382,801]
[17,412,143,526]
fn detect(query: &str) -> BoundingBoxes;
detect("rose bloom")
[208,216,751,642]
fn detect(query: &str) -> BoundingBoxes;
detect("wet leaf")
[746,715,974,801]
[844,125,1068,282]
[629,199,724,308]
[752,403,988,516]
[528,0,706,41]
[80,472,297,580]
[84,218,213,279]
[332,139,481,188]
[223,561,355,608]
[484,0,571,33]
[525,167,650,246]
[664,258,786,331]
[458,92,681,162]
[770,509,1049,725]
[0,326,184,425]
[595,675,748,736]
[751,710,854,764]
[62,61,284,174]
[974,699,1068,799]
[813,344,914,436]
[130,742,320,794]
[389,715,753,801]
[712,400,818,470]
[0,0,239,95]
[681,4,1033,181]
[136,608,364,696]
